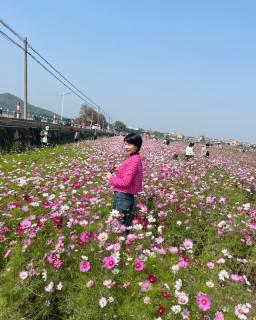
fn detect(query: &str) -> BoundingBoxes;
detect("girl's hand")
[106,172,112,180]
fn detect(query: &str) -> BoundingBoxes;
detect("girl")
[106,133,143,227]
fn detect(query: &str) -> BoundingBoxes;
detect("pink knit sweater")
[109,154,143,195]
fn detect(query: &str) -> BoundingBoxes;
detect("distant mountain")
[0,93,61,118]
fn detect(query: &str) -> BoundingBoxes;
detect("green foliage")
[113,121,127,132]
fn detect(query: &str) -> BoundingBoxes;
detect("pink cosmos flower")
[126,233,137,244]
[122,282,131,289]
[158,210,167,218]
[28,229,37,238]
[206,197,216,205]
[0,227,8,234]
[137,203,148,213]
[80,261,91,272]
[155,236,164,245]
[86,280,94,288]
[214,311,225,320]
[177,258,189,269]
[19,271,28,280]
[139,280,152,292]
[182,238,193,250]
[196,293,211,311]
[230,274,244,283]
[52,257,63,270]
[45,281,54,292]
[169,246,179,254]
[151,246,166,255]
[103,279,114,288]
[206,262,215,269]
[103,257,116,270]
[80,231,90,243]
[20,220,31,230]
[134,260,145,271]
[22,205,29,212]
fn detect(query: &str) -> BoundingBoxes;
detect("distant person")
[185,142,195,161]
[106,133,143,228]
[93,130,97,140]
[201,143,210,158]
[166,138,170,145]
[40,126,50,147]
[74,129,80,143]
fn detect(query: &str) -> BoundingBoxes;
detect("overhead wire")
[0,30,97,107]
[0,19,110,120]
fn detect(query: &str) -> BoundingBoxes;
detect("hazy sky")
[1,1,255,142]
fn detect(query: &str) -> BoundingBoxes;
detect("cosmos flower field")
[0,137,255,320]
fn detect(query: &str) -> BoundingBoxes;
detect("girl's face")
[123,141,137,155]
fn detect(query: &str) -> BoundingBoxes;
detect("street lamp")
[61,92,71,121]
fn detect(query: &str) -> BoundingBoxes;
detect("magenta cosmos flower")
[148,274,157,283]
[80,231,90,243]
[134,260,145,271]
[196,293,211,311]
[80,261,91,272]
[103,257,116,270]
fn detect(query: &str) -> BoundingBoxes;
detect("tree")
[78,104,107,128]
[113,121,127,132]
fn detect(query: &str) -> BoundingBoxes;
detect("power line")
[0,19,99,108]
[28,44,103,111]
[0,30,97,108]
[0,19,110,120]
[0,19,24,42]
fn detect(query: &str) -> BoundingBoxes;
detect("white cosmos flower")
[171,305,181,314]
[218,270,229,281]
[143,296,151,304]
[206,280,214,288]
[174,279,182,291]
[99,297,107,308]
[56,282,63,290]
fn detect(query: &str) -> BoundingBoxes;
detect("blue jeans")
[113,192,135,227]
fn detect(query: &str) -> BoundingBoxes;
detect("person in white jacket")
[185,142,195,161]
[40,126,50,147]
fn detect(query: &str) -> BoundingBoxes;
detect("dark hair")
[206,143,210,147]
[124,133,143,152]
[189,142,194,147]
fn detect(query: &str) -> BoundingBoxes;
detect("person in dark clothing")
[201,143,210,158]
[74,130,80,143]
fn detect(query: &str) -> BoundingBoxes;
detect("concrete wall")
[0,117,113,152]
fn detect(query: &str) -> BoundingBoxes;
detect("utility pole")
[24,37,28,120]
[97,106,100,127]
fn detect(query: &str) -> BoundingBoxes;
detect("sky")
[1,0,256,143]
